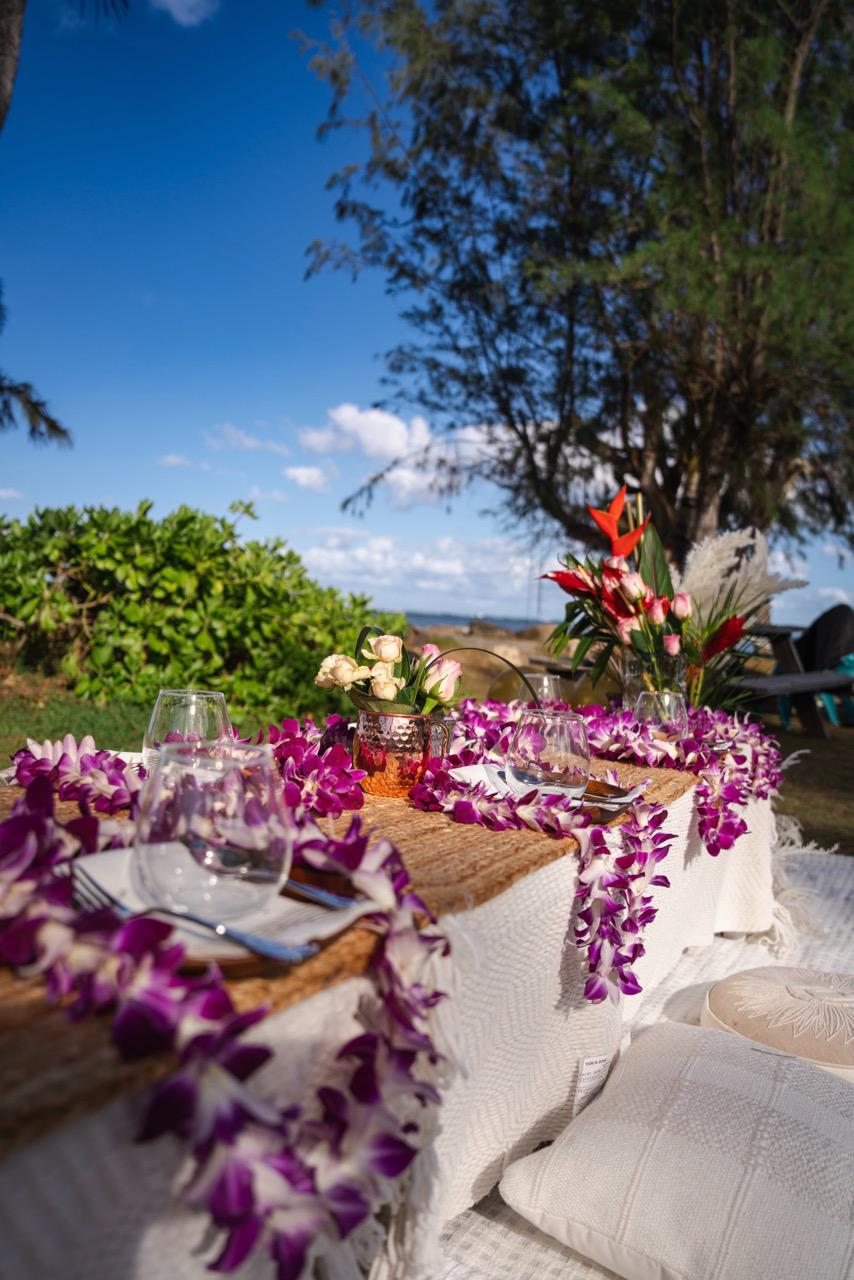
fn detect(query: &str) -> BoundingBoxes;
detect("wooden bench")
[740,623,854,738]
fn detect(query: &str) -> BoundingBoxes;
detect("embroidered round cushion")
[701,966,854,1082]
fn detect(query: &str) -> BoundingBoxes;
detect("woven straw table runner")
[0,762,695,1157]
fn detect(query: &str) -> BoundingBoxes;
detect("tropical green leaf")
[354,624,382,662]
[637,525,673,599]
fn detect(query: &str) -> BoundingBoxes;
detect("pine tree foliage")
[306,0,854,563]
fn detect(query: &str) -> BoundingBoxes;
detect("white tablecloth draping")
[0,786,778,1280]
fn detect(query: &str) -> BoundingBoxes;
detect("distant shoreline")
[398,609,553,634]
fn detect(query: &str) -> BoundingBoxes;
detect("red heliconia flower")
[587,486,650,559]
[701,615,745,662]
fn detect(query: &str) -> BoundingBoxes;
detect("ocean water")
[404,610,551,633]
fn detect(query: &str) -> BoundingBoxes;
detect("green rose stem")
[417,647,543,710]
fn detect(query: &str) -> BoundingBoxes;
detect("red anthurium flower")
[587,487,650,559]
[701,615,745,662]
[542,568,597,596]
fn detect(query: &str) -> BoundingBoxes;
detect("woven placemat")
[0,761,695,1156]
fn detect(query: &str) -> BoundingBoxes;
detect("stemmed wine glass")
[132,741,290,920]
[142,688,232,772]
[633,690,690,738]
[504,708,590,803]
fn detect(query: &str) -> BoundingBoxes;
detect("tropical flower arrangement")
[544,486,800,708]
[315,627,465,716]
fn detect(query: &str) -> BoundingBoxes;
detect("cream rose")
[314,653,371,689]
[363,633,404,664]
[371,661,406,701]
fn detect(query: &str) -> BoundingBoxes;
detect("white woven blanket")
[0,796,794,1280]
[437,850,854,1280]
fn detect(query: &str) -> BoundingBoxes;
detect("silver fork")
[283,878,358,911]
[71,864,319,966]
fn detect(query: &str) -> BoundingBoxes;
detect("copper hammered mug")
[353,710,452,798]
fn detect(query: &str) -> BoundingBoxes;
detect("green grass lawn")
[0,675,295,763]
[769,721,854,855]
[2,673,850,853]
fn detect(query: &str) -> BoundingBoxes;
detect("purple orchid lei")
[443,698,781,857]
[408,704,680,1003]
[1,723,448,1280]
[13,733,146,814]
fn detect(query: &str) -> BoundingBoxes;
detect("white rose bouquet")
[315,628,464,715]
[315,627,540,716]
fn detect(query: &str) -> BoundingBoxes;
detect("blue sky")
[1,0,850,624]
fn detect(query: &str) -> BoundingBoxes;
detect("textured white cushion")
[701,967,854,1082]
[499,1023,854,1280]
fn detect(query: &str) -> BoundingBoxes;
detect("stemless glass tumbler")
[142,688,232,772]
[633,690,690,738]
[505,708,590,802]
[133,742,290,920]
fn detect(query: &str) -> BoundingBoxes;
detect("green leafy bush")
[0,501,404,719]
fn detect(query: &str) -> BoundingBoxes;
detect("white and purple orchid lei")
[408,705,681,1003]
[1,719,448,1280]
[435,699,782,857]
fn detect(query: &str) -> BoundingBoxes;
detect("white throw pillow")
[499,1023,854,1280]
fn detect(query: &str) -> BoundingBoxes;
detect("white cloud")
[300,527,561,617]
[0,488,24,500]
[299,404,500,510]
[299,426,344,455]
[205,423,289,457]
[300,404,430,462]
[817,586,852,606]
[159,453,192,468]
[248,486,288,503]
[284,465,327,493]
[148,0,219,27]
[329,403,431,460]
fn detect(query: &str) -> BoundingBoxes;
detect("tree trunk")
[0,0,26,135]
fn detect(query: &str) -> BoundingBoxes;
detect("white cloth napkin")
[76,847,374,960]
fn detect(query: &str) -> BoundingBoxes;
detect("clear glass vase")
[621,648,687,706]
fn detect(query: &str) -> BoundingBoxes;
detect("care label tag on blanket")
[573,1053,613,1115]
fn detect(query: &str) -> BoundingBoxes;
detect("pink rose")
[663,633,681,656]
[603,555,629,573]
[616,615,641,645]
[647,595,670,626]
[424,656,463,704]
[672,592,693,620]
[620,571,648,603]
[421,643,442,661]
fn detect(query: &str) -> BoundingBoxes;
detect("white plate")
[75,847,374,962]
[450,761,645,809]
